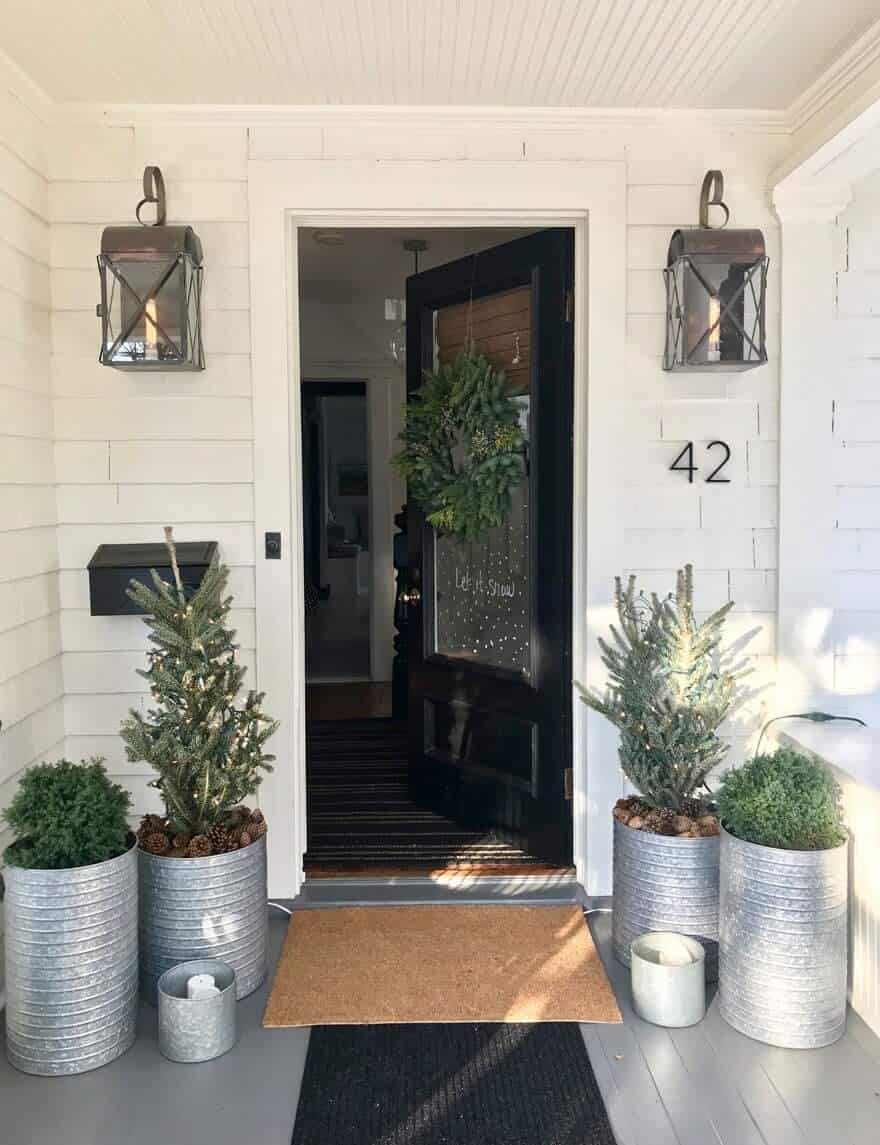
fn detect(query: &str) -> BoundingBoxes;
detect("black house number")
[669,441,731,484]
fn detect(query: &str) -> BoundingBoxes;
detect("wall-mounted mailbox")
[88,542,218,616]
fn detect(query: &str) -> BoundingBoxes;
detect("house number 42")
[669,441,731,484]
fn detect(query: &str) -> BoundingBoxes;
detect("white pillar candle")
[186,973,220,1000]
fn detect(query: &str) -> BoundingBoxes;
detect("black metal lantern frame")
[663,171,768,372]
[97,167,205,371]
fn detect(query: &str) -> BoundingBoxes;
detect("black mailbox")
[88,542,218,616]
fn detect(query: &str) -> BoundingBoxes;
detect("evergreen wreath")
[392,350,526,542]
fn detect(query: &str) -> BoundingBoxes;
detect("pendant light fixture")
[387,238,428,366]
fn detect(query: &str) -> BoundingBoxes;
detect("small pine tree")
[120,528,279,837]
[576,565,744,812]
[2,758,131,870]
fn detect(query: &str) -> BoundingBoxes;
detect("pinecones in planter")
[249,809,264,825]
[207,825,233,853]
[171,832,191,850]
[238,830,253,848]
[141,830,170,855]
[644,807,676,836]
[248,819,267,842]
[187,834,213,858]
[137,813,166,839]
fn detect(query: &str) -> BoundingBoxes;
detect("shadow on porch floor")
[1,909,878,1145]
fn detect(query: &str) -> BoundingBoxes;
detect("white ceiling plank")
[0,0,875,111]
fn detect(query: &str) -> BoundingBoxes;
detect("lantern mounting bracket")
[136,166,167,227]
[699,170,729,230]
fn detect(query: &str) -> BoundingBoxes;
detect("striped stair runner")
[304,718,545,870]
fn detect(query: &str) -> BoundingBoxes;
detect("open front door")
[406,229,574,867]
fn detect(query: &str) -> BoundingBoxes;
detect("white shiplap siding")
[49,126,254,808]
[0,72,56,1004]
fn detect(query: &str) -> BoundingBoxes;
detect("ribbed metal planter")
[719,827,848,1049]
[4,841,138,1076]
[613,817,720,981]
[139,835,267,1003]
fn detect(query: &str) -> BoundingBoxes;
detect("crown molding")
[0,46,52,121]
[46,101,790,133]
[787,18,880,136]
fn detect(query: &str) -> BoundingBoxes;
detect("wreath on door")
[392,351,527,542]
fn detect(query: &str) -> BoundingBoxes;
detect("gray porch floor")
[1,907,878,1145]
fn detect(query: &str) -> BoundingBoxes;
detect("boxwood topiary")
[716,748,846,851]
[2,758,132,870]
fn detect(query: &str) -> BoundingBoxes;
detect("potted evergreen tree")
[121,528,279,1002]
[3,759,137,1075]
[577,566,743,978]
[717,747,848,1048]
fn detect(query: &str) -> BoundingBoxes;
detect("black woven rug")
[291,1023,616,1145]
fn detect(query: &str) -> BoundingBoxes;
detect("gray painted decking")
[0,907,877,1144]
[584,910,880,1145]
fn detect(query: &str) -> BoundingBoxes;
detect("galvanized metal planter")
[158,958,237,1063]
[4,841,138,1076]
[719,827,848,1049]
[613,817,720,980]
[139,835,267,1003]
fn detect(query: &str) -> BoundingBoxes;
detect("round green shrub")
[2,758,132,870]
[716,748,846,851]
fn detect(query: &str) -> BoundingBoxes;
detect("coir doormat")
[291,1022,617,1145]
[263,904,621,1026]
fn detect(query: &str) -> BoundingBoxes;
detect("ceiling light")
[313,230,346,246]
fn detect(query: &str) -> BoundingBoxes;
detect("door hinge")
[564,767,573,800]
[564,288,574,323]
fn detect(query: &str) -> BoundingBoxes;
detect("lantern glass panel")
[665,254,767,371]
[98,252,203,370]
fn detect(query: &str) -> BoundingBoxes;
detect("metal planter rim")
[719,824,849,858]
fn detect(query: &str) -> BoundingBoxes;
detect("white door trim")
[248,160,627,898]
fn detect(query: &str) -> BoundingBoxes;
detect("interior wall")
[0,69,56,1000]
[37,113,790,894]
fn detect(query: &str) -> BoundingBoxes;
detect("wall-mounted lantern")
[97,166,204,371]
[663,171,767,371]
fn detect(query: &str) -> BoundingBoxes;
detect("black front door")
[405,229,574,867]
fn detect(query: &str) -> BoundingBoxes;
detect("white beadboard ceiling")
[0,0,877,110]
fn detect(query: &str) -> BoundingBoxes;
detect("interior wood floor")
[306,681,392,721]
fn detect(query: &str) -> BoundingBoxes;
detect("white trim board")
[248,159,626,899]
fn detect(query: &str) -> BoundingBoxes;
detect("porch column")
[774,186,852,713]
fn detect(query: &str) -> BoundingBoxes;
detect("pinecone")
[644,807,676,836]
[233,805,253,822]
[141,830,170,855]
[207,825,232,853]
[249,808,264,825]
[171,833,191,850]
[138,813,166,839]
[680,796,708,819]
[238,830,253,848]
[187,834,213,858]
[248,819,267,841]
